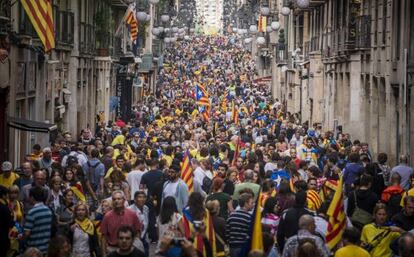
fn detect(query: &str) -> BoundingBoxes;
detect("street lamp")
[296,0,310,8]
[281,7,291,16]
[260,3,270,16]
[249,24,258,34]
[149,0,159,4]
[161,13,170,22]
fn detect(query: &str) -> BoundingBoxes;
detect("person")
[360,203,404,257]
[70,202,100,257]
[277,190,313,250]
[13,161,33,190]
[20,169,50,214]
[281,215,329,257]
[226,193,254,257]
[161,165,189,213]
[127,158,147,202]
[397,233,414,257]
[343,152,364,194]
[49,175,64,211]
[193,159,214,194]
[23,186,53,254]
[206,177,233,220]
[107,226,145,257]
[381,172,404,218]
[157,196,185,251]
[37,147,54,177]
[205,200,227,257]
[101,190,142,257]
[232,170,260,201]
[128,191,149,257]
[83,149,105,209]
[47,234,72,257]
[296,238,322,257]
[392,195,414,231]
[0,161,19,188]
[8,185,24,257]
[391,155,414,190]
[56,188,75,236]
[261,197,280,237]
[334,227,370,257]
[0,185,14,257]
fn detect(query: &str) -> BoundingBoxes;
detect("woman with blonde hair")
[70,202,99,257]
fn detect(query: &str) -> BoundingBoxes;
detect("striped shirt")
[226,209,252,247]
[24,203,53,253]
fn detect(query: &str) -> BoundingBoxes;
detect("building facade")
[271,0,414,165]
[0,0,158,164]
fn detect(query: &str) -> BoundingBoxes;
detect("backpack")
[350,191,374,230]
[202,176,212,193]
[86,161,100,191]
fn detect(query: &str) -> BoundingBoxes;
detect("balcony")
[79,22,95,55]
[112,35,123,58]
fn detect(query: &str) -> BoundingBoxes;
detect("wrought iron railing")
[79,22,95,55]
[355,15,371,49]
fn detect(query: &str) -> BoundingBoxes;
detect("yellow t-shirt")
[163,155,173,168]
[0,172,19,188]
[361,224,400,257]
[334,245,370,257]
[111,134,125,146]
[401,188,414,206]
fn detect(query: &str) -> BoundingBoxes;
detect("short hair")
[348,152,360,163]
[244,169,254,180]
[117,225,135,238]
[134,190,146,199]
[398,233,414,257]
[91,149,100,158]
[373,203,387,215]
[29,186,46,202]
[0,185,9,198]
[112,190,125,199]
[342,227,361,244]
[360,173,373,187]
[239,193,253,208]
[298,214,314,229]
[403,196,414,206]
[377,153,388,164]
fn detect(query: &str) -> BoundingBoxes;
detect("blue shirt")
[24,203,53,253]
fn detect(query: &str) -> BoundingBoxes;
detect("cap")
[2,161,12,171]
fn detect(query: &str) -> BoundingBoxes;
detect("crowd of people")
[1,35,414,257]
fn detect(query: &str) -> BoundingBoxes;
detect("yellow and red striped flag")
[231,137,240,167]
[20,0,55,52]
[307,189,322,211]
[326,176,346,249]
[231,101,238,124]
[181,150,194,192]
[250,189,264,252]
[124,3,138,43]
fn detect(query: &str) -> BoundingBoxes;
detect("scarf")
[75,218,95,236]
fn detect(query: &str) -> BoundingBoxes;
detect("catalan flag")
[250,190,264,252]
[124,3,138,43]
[326,176,346,249]
[231,137,240,167]
[183,208,216,256]
[231,101,239,124]
[307,189,322,211]
[20,0,55,52]
[195,83,210,106]
[181,150,194,193]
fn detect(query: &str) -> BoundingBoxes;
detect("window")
[382,0,387,45]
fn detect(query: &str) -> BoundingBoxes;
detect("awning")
[7,116,57,133]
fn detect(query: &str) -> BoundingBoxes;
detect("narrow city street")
[0,1,414,257]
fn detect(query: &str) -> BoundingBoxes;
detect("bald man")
[232,169,260,201]
[281,214,330,257]
[391,155,414,190]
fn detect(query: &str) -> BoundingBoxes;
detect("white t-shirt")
[193,166,213,187]
[127,169,147,200]
[163,181,179,198]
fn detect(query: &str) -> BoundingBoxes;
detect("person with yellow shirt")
[0,162,19,188]
[361,203,404,257]
[334,227,370,257]
[104,155,128,179]
[111,128,128,146]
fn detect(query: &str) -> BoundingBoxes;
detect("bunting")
[20,0,55,52]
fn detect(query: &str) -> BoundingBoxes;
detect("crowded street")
[1,0,414,257]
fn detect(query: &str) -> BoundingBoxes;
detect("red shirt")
[101,208,142,246]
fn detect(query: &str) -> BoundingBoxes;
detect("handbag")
[350,191,374,229]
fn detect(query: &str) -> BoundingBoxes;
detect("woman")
[276,181,295,213]
[261,197,280,237]
[109,168,130,201]
[157,196,185,250]
[56,189,75,236]
[206,200,226,257]
[63,168,85,203]
[94,199,112,240]
[223,168,238,196]
[8,185,24,257]
[70,203,99,257]
[206,177,233,220]
[361,203,404,257]
[49,176,64,212]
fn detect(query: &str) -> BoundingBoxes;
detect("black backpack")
[67,155,79,167]
[202,176,212,193]
[86,161,100,190]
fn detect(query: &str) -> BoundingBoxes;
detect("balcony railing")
[112,36,123,57]
[310,36,320,52]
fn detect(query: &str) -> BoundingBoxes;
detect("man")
[277,190,313,250]
[281,215,330,257]
[105,155,127,179]
[101,190,142,257]
[392,196,414,231]
[128,191,149,257]
[83,149,105,209]
[226,193,254,257]
[343,152,364,194]
[23,186,53,254]
[193,159,213,194]
[391,155,414,190]
[334,227,369,257]
[20,169,50,214]
[233,169,260,201]
[13,161,33,190]
[0,185,13,257]
[107,225,145,257]
[61,143,88,168]
[36,147,54,176]
[161,165,189,212]
[397,233,414,257]
[298,137,318,166]
[289,131,303,148]
[0,161,19,187]
[127,158,147,202]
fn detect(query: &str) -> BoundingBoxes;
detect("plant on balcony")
[94,2,112,56]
